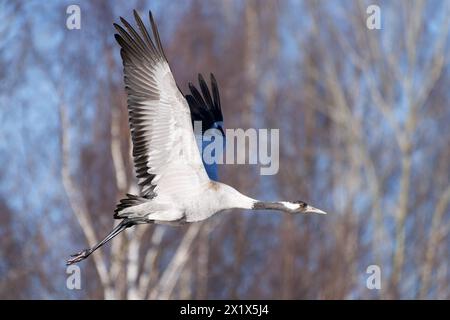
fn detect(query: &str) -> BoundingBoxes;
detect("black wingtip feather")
[198,74,214,111]
[148,10,167,61]
[114,10,166,65]
[114,33,124,47]
[186,73,224,133]
[210,73,223,121]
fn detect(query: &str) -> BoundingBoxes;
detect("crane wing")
[114,11,208,198]
[186,73,224,134]
[186,74,224,181]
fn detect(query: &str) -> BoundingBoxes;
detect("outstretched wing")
[186,73,224,134]
[186,74,224,181]
[114,10,208,198]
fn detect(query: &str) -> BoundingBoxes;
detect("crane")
[67,10,326,265]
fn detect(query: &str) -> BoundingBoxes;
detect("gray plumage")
[67,10,326,265]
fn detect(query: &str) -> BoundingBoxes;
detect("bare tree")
[1,0,449,300]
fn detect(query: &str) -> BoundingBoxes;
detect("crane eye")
[295,201,307,208]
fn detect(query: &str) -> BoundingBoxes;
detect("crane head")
[283,201,327,215]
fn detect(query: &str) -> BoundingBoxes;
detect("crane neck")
[252,201,287,211]
[214,182,256,210]
[213,182,292,213]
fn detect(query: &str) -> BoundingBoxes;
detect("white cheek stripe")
[280,201,299,210]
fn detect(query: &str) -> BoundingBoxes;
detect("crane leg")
[66,219,136,265]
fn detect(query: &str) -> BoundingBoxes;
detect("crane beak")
[305,205,327,215]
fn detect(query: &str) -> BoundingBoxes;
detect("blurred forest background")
[0,0,449,299]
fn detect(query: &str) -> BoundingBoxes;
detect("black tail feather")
[114,193,147,218]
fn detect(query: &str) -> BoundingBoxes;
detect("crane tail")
[114,193,148,219]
